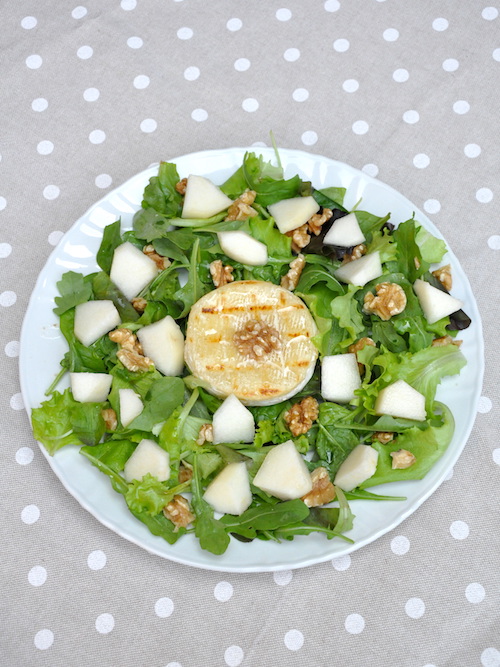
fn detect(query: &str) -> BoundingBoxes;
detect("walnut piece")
[109,327,140,351]
[196,423,214,446]
[280,254,306,291]
[348,337,376,356]
[363,282,407,320]
[308,207,333,236]
[143,244,171,270]
[373,431,394,444]
[225,189,258,221]
[131,297,148,313]
[432,335,462,347]
[110,328,153,372]
[432,264,452,291]
[301,466,336,507]
[284,396,319,437]
[210,259,234,288]
[233,319,281,361]
[343,243,367,263]
[286,224,310,253]
[101,408,117,431]
[178,462,193,483]
[390,449,416,469]
[175,178,187,195]
[163,494,195,531]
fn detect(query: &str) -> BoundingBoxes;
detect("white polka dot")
[342,79,359,92]
[95,174,112,189]
[177,27,193,40]
[0,291,17,307]
[5,340,20,357]
[345,613,365,634]
[481,648,500,667]
[276,8,292,21]
[332,554,351,570]
[301,130,318,146]
[482,7,499,20]
[284,47,300,62]
[242,98,259,112]
[28,566,47,587]
[155,597,174,618]
[476,187,493,203]
[72,6,88,19]
[362,163,379,177]
[273,570,293,585]
[234,58,250,72]
[140,119,157,133]
[184,66,200,81]
[405,597,425,619]
[87,550,107,570]
[466,582,486,604]
[413,153,430,168]
[191,108,208,122]
[433,18,449,31]
[77,45,93,59]
[464,143,481,158]
[352,120,369,135]
[292,88,309,102]
[224,645,244,667]
[493,448,500,465]
[324,0,340,11]
[32,98,48,112]
[121,0,136,9]
[89,130,106,145]
[83,87,100,102]
[133,75,150,89]
[477,396,493,412]
[127,36,143,49]
[227,18,242,31]
[214,581,233,602]
[34,629,54,650]
[284,629,304,651]
[383,28,399,42]
[37,141,54,156]
[10,392,24,410]
[21,16,37,29]
[43,184,60,200]
[0,243,12,258]
[488,236,500,250]
[443,58,459,72]
[424,199,441,214]
[453,100,470,114]
[0,197,6,211]
[95,613,115,634]
[26,54,43,69]
[48,230,64,246]
[391,535,410,555]
[22,505,40,524]
[444,466,454,481]
[393,68,409,82]
[493,48,500,62]
[450,520,469,539]
[16,447,34,465]
[333,38,350,52]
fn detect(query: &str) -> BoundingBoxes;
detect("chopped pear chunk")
[181,174,233,219]
[123,438,170,483]
[268,196,320,234]
[374,379,427,421]
[217,231,268,266]
[212,394,255,444]
[119,388,144,427]
[74,300,121,347]
[70,372,112,403]
[110,242,159,300]
[137,315,184,376]
[334,251,383,286]
[321,353,361,403]
[203,462,252,515]
[253,440,313,500]
[323,212,366,247]
[334,444,379,492]
[413,278,463,324]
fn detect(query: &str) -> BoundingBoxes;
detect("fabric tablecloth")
[1,2,499,666]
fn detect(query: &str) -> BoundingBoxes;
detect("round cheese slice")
[184,280,319,406]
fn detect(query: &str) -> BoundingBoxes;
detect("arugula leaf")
[173,239,207,318]
[191,453,230,555]
[230,152,303,206]
[92,271,139,321]
[53,271,93,316]
[220,500,310,539]
[142,161,183,216]
[315,402,360,475]
[330,285,366,349]
[128,376,185,432]
[312,186,347,211]
[249,217,292,259]
[96,220,122,274]
[59,309,116,373]
[392,219,428,282]
[133,208,171,242]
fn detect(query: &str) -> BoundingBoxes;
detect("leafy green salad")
[31,150,470,556]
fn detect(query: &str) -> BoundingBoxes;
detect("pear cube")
[334,251,383,287]
[323,212,366,247]
[119,388,144,427]
[203,461,252,515]
[217,231,268,266]
[123,438,170,483]
[110,242,159,300]
[136,315,184,376]
[253,440,313,501]
[334,444,379,492]
[70,372,113,403]
[212,394,255,444]
[413,278,463,324]
[374,379,426,421]
[181,174,233,219]
[268,196,320,234]
[74,300,121,347]
[321,353,361,403]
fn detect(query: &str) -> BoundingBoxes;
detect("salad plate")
[20,147,484,572]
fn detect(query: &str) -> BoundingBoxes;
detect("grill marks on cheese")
[184,281,319,405]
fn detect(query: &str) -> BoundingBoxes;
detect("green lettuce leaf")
[53,271,93,316]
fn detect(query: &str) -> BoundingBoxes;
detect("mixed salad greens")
[31,149,470,556]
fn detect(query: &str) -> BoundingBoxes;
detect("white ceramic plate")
[20,148,484,572]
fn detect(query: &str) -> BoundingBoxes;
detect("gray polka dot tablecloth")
[1,2,499,666]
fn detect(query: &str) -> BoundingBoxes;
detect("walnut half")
[284,396,319,437]
[280,254,306,291]
[301,467,336,507]
[363,282,407,321]
[210,259,234,288]
[233,319,281,361]
[390,449,416,469]
[163,495,195,531]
